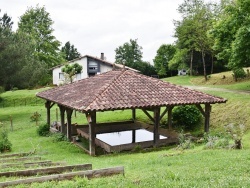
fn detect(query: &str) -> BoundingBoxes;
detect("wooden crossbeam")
[195,104,205,117]
[141,109,155,123]
[0,164,92,177]
[0,166,124,187]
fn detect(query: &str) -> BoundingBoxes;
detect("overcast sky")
[2,0,196,63]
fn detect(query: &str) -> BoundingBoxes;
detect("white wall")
[52,57,88,85]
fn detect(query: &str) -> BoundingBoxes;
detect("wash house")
[37,70,227,156]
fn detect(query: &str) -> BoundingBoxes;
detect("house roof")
[37,70,227,112]
[52,55,139,72]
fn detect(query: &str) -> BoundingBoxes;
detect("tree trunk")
[211,54,214,74]
[190,49,193,76]
[201,50,207,81]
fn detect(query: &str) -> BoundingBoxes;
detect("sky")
[2,0,186,63]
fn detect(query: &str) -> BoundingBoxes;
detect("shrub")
[225,123,245,149]
[172,105,202,130]
[51,132,68,142]
[232,68,246,81]
[30,111,41,125]
[37,123,50,136]
[176,130,194,150]
[0,128,12,153]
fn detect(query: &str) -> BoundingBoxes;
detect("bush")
[232,68,246,81]
[37,123,50,136]
[51,132,68,142]
[172,105,202,130]
[0,129,12,153]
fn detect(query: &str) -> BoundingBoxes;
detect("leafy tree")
[0,12,47,90]
[18,5,64,68]
[169,48,189,71]
[62,63,83,83]
[115,39,156,75]
[115,39,143,67]
[175,0,216,80]
[154,44,176,77]
[61,41,81,61]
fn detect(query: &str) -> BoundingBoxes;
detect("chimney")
[101,53,104,60]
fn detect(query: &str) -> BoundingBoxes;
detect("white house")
[52,53,138,85]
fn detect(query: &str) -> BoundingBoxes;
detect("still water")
[96,129,167,146]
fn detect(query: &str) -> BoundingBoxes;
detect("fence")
[0,98,45,108]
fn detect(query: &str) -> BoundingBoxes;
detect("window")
[59,73,64,80]
[88,61,99,73]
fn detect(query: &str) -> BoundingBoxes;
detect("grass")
[0,82,250,187]
[163,68,250,91]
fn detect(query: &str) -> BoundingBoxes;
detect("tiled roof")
[37,70,227,112]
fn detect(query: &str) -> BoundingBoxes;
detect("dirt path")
[185,85,250,95]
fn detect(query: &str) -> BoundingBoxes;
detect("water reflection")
[96,129,167,146]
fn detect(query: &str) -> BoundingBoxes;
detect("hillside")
[0,77,250,187]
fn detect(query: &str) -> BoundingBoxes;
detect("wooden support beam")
[168,106,173,130]
[159,107,168,121]
[0,166,124,187]
[45,101,55,126]
[204,104,211,132]
[141,109,155,123]
[66,108,73,140]
[86,111,96,156]
[132,130,136,143]
[0,164,92,177]
[132,109,136,122]
[153,108,160,146]
[195,104,206,117]
[58,105,66,134]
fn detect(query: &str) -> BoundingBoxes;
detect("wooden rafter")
[141,109,155,123]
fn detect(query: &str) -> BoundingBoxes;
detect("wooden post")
[132,130,136,143]
[167,106,173,130]
[59,105,66,134]
[204,104,211,132]
[132,109,136,122]
[45,101,51,126]
[10,115,13,131]
[86,111,96,156]
[56,108,58,122]
[66,108,73,140]
[153,108,160,146]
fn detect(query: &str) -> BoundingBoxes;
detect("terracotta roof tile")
[37,70,227,112]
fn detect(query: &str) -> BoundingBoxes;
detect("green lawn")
[0,85,250,187]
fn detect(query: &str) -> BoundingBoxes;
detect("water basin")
[96,129,167,146]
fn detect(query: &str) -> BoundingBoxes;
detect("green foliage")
[177,130,194,150]
[203,133,231,149]
[18,5,64,68]
[232,68,246,81]
[115,39,157,76]
[37,123,50,136]
[115,39,143,65]
[154,44,176,76]
[226,123,245,149]
[51,132,68,142]
[61,63,83,83]
[0,128,12,153]
[61,41,81,61]
[30,111,41,122]
[172,105,202,130]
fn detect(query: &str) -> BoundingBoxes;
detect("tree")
[175,0,216,80]
[0,11,47,90]
[62,63,83,83]
[115,39,155,75]
[212,0,250,71]
[18,5,64,68]
[115,39,143,67]
[153,44,176,77]
[61,41,81,61]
